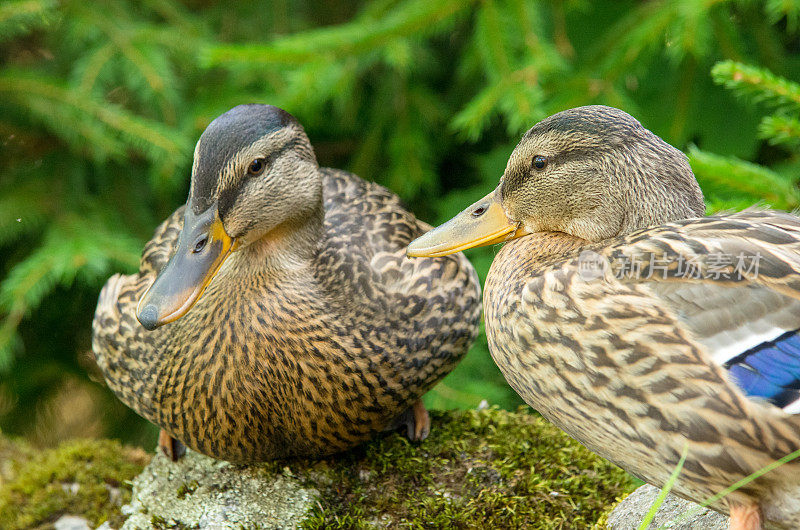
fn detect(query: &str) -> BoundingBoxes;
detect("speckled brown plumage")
[92,105,480,463]
[409,106,800,529]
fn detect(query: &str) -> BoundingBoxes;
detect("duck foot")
[729,503,762,530]
[158,429,186,461]
[387,399,430,442]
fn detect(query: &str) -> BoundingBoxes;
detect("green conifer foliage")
[1,0,799,443]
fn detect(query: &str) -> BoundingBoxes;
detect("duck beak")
[407,185,530,258]
[136,206,237,330]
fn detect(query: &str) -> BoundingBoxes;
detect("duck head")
[136,104,320,330]
[407,105,705,258]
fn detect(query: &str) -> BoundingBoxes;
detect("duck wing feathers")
[318,168,481,375]
[609,209,800,414]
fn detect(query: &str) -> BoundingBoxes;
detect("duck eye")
[532,155,547,170]
[247,157,268,176]
[193,236,208,253]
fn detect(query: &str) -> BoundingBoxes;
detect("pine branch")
[69,2,181,121]
[456,0,548,140]
[0,0,56,42]
[496,76,545,136]
[0,70,190,165]
[450,83,507,141]
[383,83,438,199]
[712,60,800,111]
[592,0,728,78]
[0,220,141,317]
[765,0,800,31]
[662,0,716,63]
[350,114,392,184]
[0,216,141,371]
[688,146,800,209]
[277,58,367,117]
[509,0,553,62]
[593,1,685,77]
[759,114,800,149]
[450,66,544,141]
[387,121,434,198]
[74,43,116,95]
[139,0,205,41]
[705,197,763,214]
[475,0,514,81]
[202,0,474,66]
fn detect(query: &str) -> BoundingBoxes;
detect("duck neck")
[228,201,325,277]
[613,154,706,235]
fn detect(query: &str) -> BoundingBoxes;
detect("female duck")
[409,105,800,529]
[93,104,480,463]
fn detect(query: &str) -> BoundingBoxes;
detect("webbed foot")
[158,429,186,461]
[730,503,762,530]
[388,399,430,442]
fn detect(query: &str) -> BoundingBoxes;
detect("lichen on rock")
[122,449,317,529]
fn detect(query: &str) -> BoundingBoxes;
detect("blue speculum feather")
[726,330,800,410]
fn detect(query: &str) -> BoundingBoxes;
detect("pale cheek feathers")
[222,160,321,239]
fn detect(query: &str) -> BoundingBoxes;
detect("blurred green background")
[1,0,799,450]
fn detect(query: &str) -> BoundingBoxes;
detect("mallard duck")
[408,105,800,529]
[92,104,481,463]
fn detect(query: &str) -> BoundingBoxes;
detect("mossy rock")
[0,436,150,529]
[124,408,633,529]
[304,407,635,528]
[0,408,635,529]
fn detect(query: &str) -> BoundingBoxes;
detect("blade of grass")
[638,443,689,530]
[661,447,800,528]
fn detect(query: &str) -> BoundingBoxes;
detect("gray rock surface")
[121,450,318,529]
[53,515,91,530]
[607,484,728,529]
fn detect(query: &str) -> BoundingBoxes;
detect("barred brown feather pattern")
[484,211,800,528]
[92,169,480,462]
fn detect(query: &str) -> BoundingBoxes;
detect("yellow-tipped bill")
[407,186,530,258]
[136,206,236,330]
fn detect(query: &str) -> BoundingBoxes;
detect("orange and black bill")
[136,205,236,330]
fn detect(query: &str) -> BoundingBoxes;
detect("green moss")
[0,434,36,486]
[0,437,150,529]
[150,514,199,530]
[176,479,199,500]
[593,495,626,530]
[300,407,635,529]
